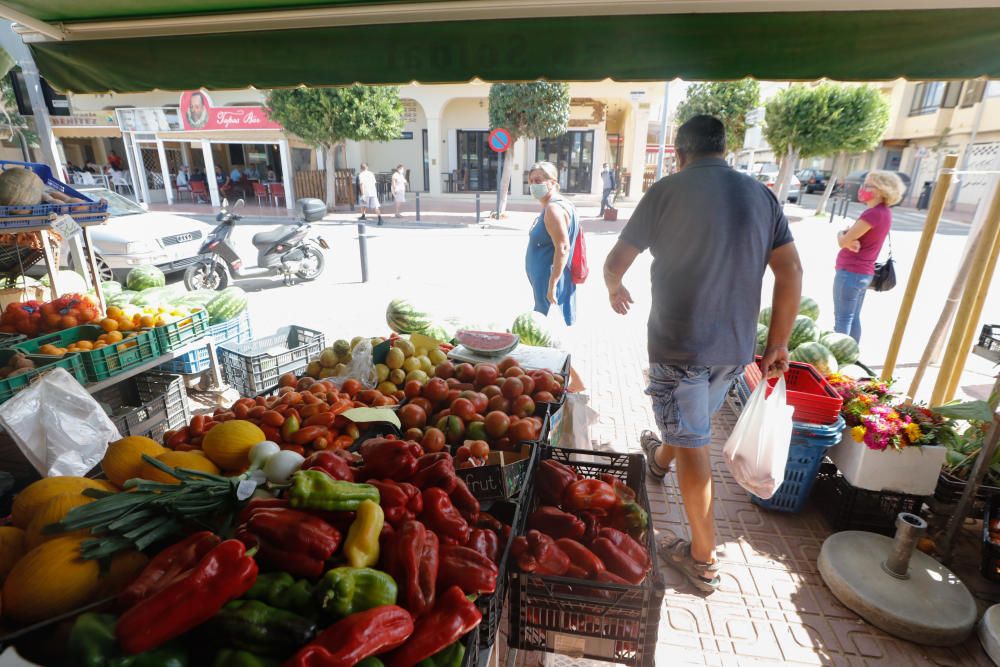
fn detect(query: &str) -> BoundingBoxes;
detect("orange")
[93,342,107,349]
[106,306,123,318]
[100,318,119,332]
[106,331,123,343]
[139,315,155,328]
[75,340,93,351]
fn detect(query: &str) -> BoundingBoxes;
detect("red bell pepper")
[448,478,480,525]
[537,459,579,506]
[285,604,414,667]
[475,512,503,533]
[117,531,221,610]
[438,544,498,594]
[302,450,356,482]
[555,538,605,579]
[511,530,570,576]
[386,586,482,667]
[367,479,423,527]
[357,438,422,481]
[590,535,649,585]
[598,527,651,570]
[383,520,439,616]
[420,487,471,544]
[577,510,605,543]
[116,539,257,654]
[237,497,355,531]
[527,506,586,541]
[562,478,618,513]
[235,507,341,579]
[599,474,649,539]
[408,454,457,492]
[467,528,501,563]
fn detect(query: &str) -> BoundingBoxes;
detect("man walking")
[599,162,617,216]
[603,115,802,593]
[357,163,383,225]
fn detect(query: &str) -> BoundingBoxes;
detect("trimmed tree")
[488,82,571,215]
[764,83,889,204]
[266,86,404,209]
[674,80,760,153]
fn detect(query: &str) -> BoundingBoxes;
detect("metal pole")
[882,513,926,579]
[881,154,958,380]
[475,193,480,222]
[17,56,62,175]
[415,192,421,221]
[357,222,369,283]
[495,150,503,220]
[655,82,670,181]
[950,92,987,210]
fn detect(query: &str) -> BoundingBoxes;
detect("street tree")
[674,80,760,153]
[764,83,889,204]
[266,86,404,209]
[488,82,570,215]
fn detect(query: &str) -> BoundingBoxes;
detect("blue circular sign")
[488,128,511,153]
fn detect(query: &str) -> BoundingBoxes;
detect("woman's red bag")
[571,230,588,284]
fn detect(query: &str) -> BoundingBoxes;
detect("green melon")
[108,290,138,307]
[758,307,772,327]
[511,311,553,348]
[789,315,820,350]
[422,320,456,344]
[126,265,166,291]
[386,299,433,335]
[799,296,820,321]
[0,168,44,206]
[171,289,218,309]
[206,286,248,324]
[101,280,123,297]
[756,324,768,356]
[790,342,839,377]
[819,331,860,366]
[131,284,184,308]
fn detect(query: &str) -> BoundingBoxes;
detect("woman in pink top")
[833,170,905,343]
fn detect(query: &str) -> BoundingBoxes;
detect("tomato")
[421,428,446,453]
[512,394,536,419]
[434,361,455,379]
[468,440,490,459]
[341,378,362,398]
[410,397,434,415]
[403,380,423,399]
[423,377,449,404]
[484,411,510,438]
[487,395,510,414]
[519,374,535,396]
[501,377,524,400]
[450,398,476,422]
[503,365,525,378]
[279,372,297,388]
[473,364,499,389]
[405,427,424,441]
[509,419,537,443]
[533,391,556,404]
[455,363,476,383]
[399,403,428,430]
[261,410,284,427]
[498,357,520,374]
[481,385,502,399]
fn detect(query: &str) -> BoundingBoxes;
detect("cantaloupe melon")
[0,168,44,207]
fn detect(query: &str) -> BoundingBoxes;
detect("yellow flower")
[905,423,923,442]
[851,425,866,443]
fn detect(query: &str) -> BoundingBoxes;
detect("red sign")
[488,128,511,153]
[179,90,282,131]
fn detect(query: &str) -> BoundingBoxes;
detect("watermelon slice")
[455,330,519,357]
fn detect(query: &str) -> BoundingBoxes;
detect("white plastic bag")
[0,367,121,477]
[549,393,598,450]
[723,376,794,499]
[329,338,377,389]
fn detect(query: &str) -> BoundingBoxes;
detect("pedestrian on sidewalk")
[526,161,579,327]
[391,164,408,218]
[603,114,802,593]
[600,163,617,216]
[833,170,904,344]
[357,163,383,225]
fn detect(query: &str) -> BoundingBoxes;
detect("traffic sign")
[488,128,511,153]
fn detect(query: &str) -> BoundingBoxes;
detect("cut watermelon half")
[454,330,519,357]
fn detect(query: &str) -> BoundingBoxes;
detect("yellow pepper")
[343,499,384,568]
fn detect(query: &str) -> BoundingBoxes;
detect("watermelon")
[511,311,553,347]
[789,315,820,350]
[386,299,433,335]
[101,280,123,296]
[422,320,456,343]
[126,265,166,291]
[799,296,820,321]
[790,342,839,377]
[756,324,768,356]
[455,330,519,356]
[108,290,137,307]
[819,331,860,366]
[131,284,185,308]
[206,286,248,324]
[39,270,88,295]
[758,307,772,327]
[171,289,218,309]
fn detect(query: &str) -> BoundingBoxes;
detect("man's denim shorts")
[645,364,743,448]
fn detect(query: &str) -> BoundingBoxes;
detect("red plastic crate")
[745,359,842,425]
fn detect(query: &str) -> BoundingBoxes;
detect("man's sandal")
[659,535,721,593]
[640,430,667,480]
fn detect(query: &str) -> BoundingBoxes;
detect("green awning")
[14,7,1000,92]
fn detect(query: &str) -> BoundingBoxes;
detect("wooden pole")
[882,154,958,380]
[931,181,1000,405]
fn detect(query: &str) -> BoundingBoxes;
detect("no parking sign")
[488,128,511,153]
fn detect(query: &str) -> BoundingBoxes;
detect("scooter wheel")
[184,262,229,291]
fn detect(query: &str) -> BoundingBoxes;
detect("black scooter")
[184,198,329,290]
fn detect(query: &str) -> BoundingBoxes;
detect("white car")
[70,187,212,282]
[754,171,801,204]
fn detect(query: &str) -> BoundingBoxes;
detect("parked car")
[797,168,832,194]
[66,187,212,282]
[754,171,801,203]
[842,170,912,203]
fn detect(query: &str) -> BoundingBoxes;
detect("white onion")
[264,450,305,484]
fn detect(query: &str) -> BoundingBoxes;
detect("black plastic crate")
[813,462,925,536]
[95,371,189,441]
[474,499,521,650]
[509,447,665,667]
[983,495,1000,582]
[976,324,1000,363]
[934,470,1000,518]
[218,325,325,396]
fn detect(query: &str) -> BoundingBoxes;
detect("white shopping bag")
[723,376,794,499]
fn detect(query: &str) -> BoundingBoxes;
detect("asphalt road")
[796,192,971,236]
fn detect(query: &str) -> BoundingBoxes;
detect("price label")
[236,479,258,501]
[51,214,81,238]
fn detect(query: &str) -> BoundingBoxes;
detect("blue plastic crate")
[751,417,845,513]
[0,161,109,227]
[159,310,251,375]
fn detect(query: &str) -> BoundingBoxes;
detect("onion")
[264,450,305,484]
[248,440,280,471]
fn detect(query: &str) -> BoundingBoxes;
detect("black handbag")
[869,234,896,292]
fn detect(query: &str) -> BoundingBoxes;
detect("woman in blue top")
[525,161,579,326]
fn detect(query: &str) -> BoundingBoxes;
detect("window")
[455,131,499,192]
[909,82,945,116]
[942,82,962,109]
[536,131,595,193]
[962,80,986,107]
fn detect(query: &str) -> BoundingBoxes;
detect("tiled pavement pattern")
[499,323,995,666]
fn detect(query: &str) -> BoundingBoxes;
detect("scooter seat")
[252,226,296,247]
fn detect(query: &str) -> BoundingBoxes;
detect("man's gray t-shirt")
[619,158,794,366]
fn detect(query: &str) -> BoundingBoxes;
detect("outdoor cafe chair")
[253,181,270,206]
[269,183,286,207]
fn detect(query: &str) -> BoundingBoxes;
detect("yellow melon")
[2,537,100,624]
[139,450,221,484]
[102,436,166,488]
[10,477,115,529]
[24,492,95,550]
[0,526,25,585]
[201,420,264,470]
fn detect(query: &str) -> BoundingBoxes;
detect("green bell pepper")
[314,566,398,618]
[356,659,386,667]
[287,470,380,511]
[66,613,188,667]
[211,600,316,656]
[244,571,315,616]
[416,639,466,667]
[212,649,280,667]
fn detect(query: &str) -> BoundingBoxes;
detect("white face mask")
[530,182,550,200]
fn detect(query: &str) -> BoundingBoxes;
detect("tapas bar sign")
[179,90,283,131]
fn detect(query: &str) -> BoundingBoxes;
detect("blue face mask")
[530,182,550,200]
